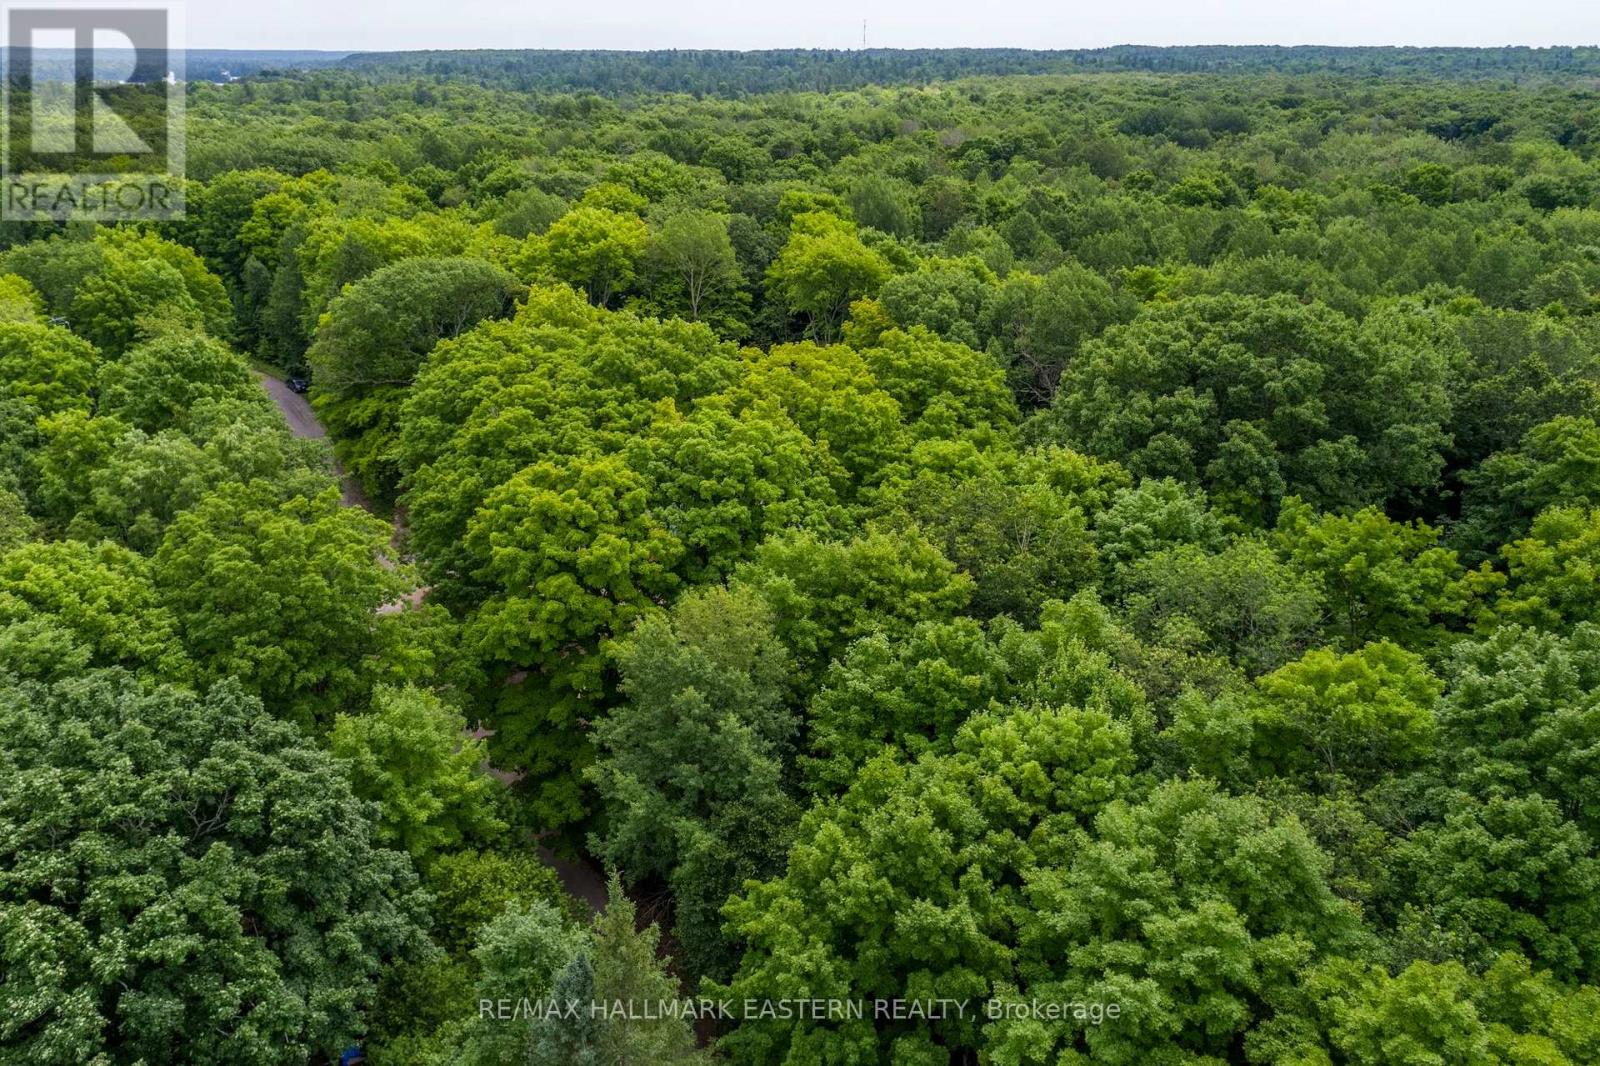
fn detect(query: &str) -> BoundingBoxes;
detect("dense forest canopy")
[2,43,1600,1065]
[326,46,1600,93]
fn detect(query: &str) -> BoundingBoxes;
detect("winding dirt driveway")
[257,374,372,510]
[257,373,611,915]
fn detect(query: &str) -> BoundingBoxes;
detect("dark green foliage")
[1039,294,1454,521]
[307,256,522,498]
[7,48,1600,1066]
[0,671,431,1064]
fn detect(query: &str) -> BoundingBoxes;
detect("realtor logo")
[1,1,184,220]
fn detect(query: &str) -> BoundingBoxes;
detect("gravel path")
[258,372,611,915]
[257,373,372,510]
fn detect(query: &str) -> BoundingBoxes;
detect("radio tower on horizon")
[862,20,867,49]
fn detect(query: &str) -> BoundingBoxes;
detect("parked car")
[287,376,311,394]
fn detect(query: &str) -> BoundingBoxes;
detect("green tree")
[523,205,650,305]
[461,901,586,1066]
[463,452,681,825]
[1177,641,1440,790]
[96,331,264,434]
[625,405,846,584]
[1437,624,1600,835]
[1490,506,1600,631]
[732,527,974,688]
[588,874,706,1065]
[1456,415,1600,561]
[152,481,411,728]
[1262,953,1600,1066]
[1040,294,1452,519]
[422,849,571,955]
[0,671,430,1065]
[648,208,741,321]
[1091,477,1224,594]
[329,685,509,867]
[803,612,1150,793]
[588,586,798,978]
[1395,794,1600,980]
[715,704,1137,1064]
[765,211,891,342]
[1122,538,1325,676]
[0,538,190,681]
[306,256,522,498]
[1273,497,1473,649]
[988,779,1362,1066]
[70,233,230,356]
[0,320,98,418]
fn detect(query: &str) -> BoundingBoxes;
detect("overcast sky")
[188,0,1600,53]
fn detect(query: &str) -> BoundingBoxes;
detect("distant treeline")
[3,48,349,84]
[325,45,1600,93]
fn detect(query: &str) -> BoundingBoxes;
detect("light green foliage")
[0,538,190,681]
[860,326,1019,443]
[732,527,974,686]
[292,210,487,334]
[590,585,794,879]
[878,443,1099,620]
[802,612,1150,793]
[69,231,232,356]
[463,452,680,792]
[878,257,995,350]
[398,286,742,601]
[81,410,334,552]
[1274,497,1473,649]
[422,849,571,955]
[329,686,508,866]
[0,321,98,417]
[585,875,707,1065]
[987,780,1361,1066]
[1042,294,1453,519]
[647,207,742,322]
[9,57,1600,1065]
[626,405,847,584]
[726,340,907,489]
[1177,642,1440,789]
[0,672,430,1065]
[1263,953,1600,1066]
[1000,261,1134,405]
[1122,538,1325,675]
[766,211,891,342]
[152,480,410,728]
[1437,624,1600,835]
[1491,506,1600,631]
[1447,308,1600,485]
[0,274,45,323]
[715,705,1136,1064]
[96,331,265,433]
[307,256,522,497]
[522,204,650,305]
[0,237,104,314]
[1092,477,1225,593]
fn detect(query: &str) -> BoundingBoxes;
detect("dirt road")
[256,374,371,510]
[257,372,611,915]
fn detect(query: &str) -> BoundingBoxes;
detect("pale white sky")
[188,0,1600,52]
